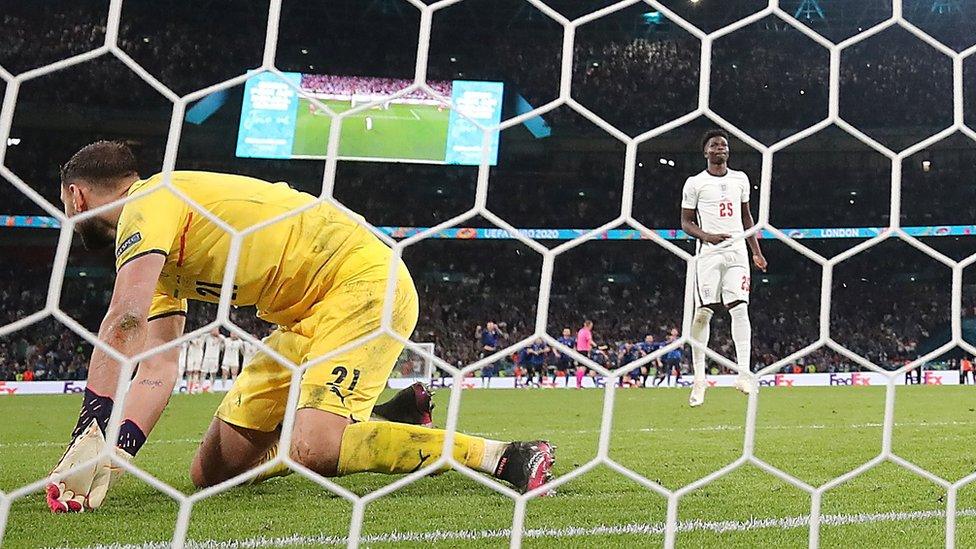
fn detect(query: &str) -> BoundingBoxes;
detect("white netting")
[0,0,974,547]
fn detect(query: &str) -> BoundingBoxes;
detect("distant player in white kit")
[220,333,243,383]
[185,335,205,393]
[243,339,258,366]
[201,328,222,388]
[681,129,767,407]
[177,340,188,383]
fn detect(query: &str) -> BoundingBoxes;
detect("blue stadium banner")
[515,93,551,139]
[186,89,229,125]
[5,215,976,241]
[0,215,61,229]
[235,71,302,159]
[444,80,504,165]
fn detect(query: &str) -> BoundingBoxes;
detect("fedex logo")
[0,382,17,395]
[758,374,795,387]
[829,373,872,386]
[177,382,213,394]
[922,372,944,385]
[676,379,717,388]
[62,382,85,394]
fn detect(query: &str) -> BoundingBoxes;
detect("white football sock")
[691,307,713,383]
[480,440,508,474]
[729,303,751,375]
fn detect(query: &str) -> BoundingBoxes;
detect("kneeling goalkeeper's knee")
[290,439,340,477]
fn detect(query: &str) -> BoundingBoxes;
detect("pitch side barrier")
[0,371,960,396]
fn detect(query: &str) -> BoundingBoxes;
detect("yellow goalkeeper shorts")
[216,267,419,431]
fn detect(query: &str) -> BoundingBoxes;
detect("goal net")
[0,0,972,548]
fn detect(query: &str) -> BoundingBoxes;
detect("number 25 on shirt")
[719,201,734,218]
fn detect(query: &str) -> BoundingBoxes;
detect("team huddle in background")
[177,330,261,392]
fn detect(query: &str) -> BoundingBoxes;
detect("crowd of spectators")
[404,239,970,376]
[2,236,973,381]
[0,264,104,381]
[0,263,274,382]
[300,74,452,101]
[1,1,972,133]
[7,135,973,235]
[3,2,976,381]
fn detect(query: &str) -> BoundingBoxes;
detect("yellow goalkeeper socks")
[250,423,504,483]
[337,422,496,476]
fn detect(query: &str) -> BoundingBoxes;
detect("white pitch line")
[57,507,976,549]
[6,420,973,450]
[0,438,199,449]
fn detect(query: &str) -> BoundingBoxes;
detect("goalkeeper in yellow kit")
[46,141,554,512]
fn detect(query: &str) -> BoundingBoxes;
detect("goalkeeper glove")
[46,421,130,513]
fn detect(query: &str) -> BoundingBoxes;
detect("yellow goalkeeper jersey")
[114,171,392,326]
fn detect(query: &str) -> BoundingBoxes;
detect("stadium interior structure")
[2,0,976,547]
[3,0,976,382]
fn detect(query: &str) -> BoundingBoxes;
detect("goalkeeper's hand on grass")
[46,421,130,513]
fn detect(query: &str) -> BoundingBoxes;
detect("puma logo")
[330,385,348,405]
[411,450,431,473]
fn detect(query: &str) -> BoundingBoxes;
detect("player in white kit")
[177,340,188,383]
[220,333,243,383]
[681,129,767,407]
[241,338,259,370]
[185,335,205,393]
[201,328,222,388]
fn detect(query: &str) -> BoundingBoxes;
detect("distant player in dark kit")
[657,331,683,387]
[553,328,576,387]
[479,321,502,388]
[616,343,642,387]
[637,334,662,388]
[526,338,549,387]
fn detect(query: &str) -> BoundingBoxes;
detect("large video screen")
[236,72,503,165]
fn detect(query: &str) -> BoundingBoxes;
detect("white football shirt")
[681,168,751,252]
[222,336,242,366]
[202,334,222,362]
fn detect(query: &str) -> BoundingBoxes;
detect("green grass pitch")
[291,98,451,161]
[3,385,976,548]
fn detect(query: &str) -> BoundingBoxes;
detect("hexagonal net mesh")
[0,0,974,548]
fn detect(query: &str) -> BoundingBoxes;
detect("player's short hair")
[60,141,138,189]
[701,129,730,150]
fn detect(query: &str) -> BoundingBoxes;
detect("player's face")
[60,183,116,251]
[704,136,729,165]
[562,329,571,337]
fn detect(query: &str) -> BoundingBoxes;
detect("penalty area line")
[64,506,976,548]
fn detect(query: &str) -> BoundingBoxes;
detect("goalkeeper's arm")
[48,253,179,512]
